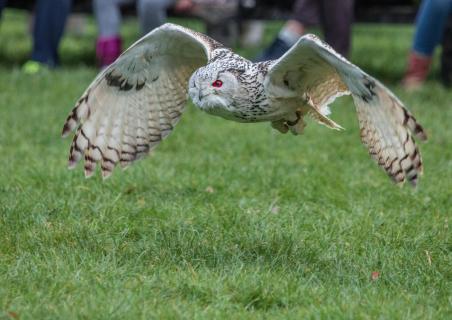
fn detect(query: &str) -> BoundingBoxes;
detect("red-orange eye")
[212,80,223,88]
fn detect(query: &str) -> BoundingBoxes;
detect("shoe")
[401,51,432,90]
[96,36,122,68]
[22,60,48,74]
[255,37,291,62]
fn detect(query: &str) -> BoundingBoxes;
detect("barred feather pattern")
[353,82,427,186]
[266,34,427,186]
[62,67,193,178]
[61,23,215,178]
[62,25,428,186]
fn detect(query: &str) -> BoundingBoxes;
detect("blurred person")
[0,0,5,20]
[256,0,354,61]
[159,0,242,46]
[24,0,72,71]
[0,0,72,72]
[239,20,264,47]
[176,0,239,46]
[159,0,240,46]
[441,15,452,86]
[94,0,175,67]
[402,0,452,89]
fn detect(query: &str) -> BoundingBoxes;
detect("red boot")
[96,36,122,68]
[402,51,432,90]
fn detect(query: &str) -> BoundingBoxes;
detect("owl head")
[188,65,242,118]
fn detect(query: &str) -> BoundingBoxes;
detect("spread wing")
[265,34,427,186]
[62,23,224,178]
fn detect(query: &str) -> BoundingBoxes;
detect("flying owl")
[62,23,427,186]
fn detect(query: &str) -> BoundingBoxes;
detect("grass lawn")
[0,9,451,319]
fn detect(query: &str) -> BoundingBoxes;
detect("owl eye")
[212,80,223,88]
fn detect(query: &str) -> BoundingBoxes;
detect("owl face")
[188,66,240,119]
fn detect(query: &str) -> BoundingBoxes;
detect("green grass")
[0,9,451,319]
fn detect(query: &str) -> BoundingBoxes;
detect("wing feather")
[265,34,427,186]
[62,23,224,178]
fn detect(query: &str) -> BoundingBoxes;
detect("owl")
[62,23,427,186]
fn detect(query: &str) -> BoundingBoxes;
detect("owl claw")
[271,111,307,135]
[288,119,306,135]
[286,111,302,126]
[271,120,289,134]
[287,112,306,135]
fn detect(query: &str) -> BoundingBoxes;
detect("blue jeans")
[31,0,72,66]
[413,0,452,56]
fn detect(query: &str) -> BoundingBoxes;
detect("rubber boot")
[96,36,122,68]
[402,51,432,90]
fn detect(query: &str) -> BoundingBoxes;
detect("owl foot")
[271,112,306,135]
[271,120,289,134]
[286,111,306,135]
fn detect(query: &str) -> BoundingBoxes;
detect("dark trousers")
[31,0,72,66]
[0,0,6,18]
[0,0,72,66]
[293,0,354,57]
[441,14,452,86]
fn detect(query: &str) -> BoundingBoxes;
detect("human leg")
[137,0,174,35]
[403,0,452,88]
[255,0,318,61]
[93,0,122,38]
[319,0,354,57]
[0,0,7,20]
[412,0,452,56]
[31,0,72,67]
[93,0,124,67]
[441,14,452,86]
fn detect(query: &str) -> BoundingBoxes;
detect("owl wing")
[264,34,427,186]
[62,23,223,178]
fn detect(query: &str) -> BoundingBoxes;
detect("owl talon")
[288,119,306,135]
[286,111,306,135]
[286,111,301,126]
[271,120,289,134]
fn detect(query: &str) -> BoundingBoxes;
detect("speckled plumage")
[62,23,427,186]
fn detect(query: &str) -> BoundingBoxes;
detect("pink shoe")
[96,36,122,68]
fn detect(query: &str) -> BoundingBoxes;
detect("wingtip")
[418,130,428,142]
[84,169,94,179]
[84,163,95,178]
[413,123,428,142]
[393,172,421,188]
[408,171,421,188]
[68,160,77,170]
[61,124,71,138]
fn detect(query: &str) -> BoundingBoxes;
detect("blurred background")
[0,0,451,88]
